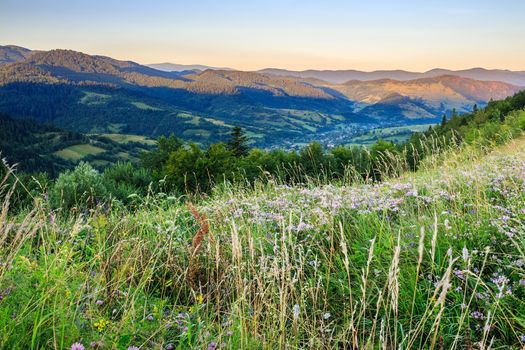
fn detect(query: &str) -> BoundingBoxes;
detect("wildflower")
[128,347,139,350]
[207,342,217,350]
[471,311,485,319]
[71,343,85,350]
[196,294,204,305]
[491,274,511,299]
[226,330,233,336]
[95,299,104,306]
[462,247,469,262]
[165,344,174,350]
[323,312,331,320]
[146,314,154,321]
[93,318,110,332]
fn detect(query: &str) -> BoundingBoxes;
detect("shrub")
[103,162,152,203]
[50,162,107,210]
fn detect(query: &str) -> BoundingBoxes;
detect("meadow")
[1,130,525,349]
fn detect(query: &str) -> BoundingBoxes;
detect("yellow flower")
[196,294,204,305]
[93,318,110,332]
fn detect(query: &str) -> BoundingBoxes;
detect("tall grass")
[1,136,525,349]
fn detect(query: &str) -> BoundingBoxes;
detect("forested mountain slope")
[0,46,521,147]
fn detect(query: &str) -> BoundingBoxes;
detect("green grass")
[2,136,525,349]
[184,116,201,126]
[80,91,111,105]
[130,101,163,111]
[107,123,127,133]
[183,129,211,138]
[348,123,435,146]
[203,118,231,127]
[54,143,106,161]
[100,133,156,145]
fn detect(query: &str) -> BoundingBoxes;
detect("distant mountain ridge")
[3,46,524,86]
[0,45,34,66]
[0,45,522,147]
[147,62,233,72]
[259,67,525,86]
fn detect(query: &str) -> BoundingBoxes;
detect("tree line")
[3,90,525,212]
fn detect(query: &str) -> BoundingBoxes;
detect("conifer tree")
[441,114,447,127]
[227,126,249,157]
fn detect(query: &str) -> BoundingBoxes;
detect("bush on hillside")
[50,162,107,210]
[103,162,152,203]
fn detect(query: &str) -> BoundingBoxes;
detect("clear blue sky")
[1,0,524,71]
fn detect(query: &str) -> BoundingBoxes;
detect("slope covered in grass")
[1,134,525,349]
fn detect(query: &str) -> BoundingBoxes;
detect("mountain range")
[147,62,233,72]
[0,45,523,147]
[145,61,525,87]
[257,67,525,86]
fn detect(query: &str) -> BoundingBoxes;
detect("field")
[80,91,112,105]
[130,102,163,111]
[1,134,525,349]
[348,124,435,145]
[100,134,157,146]
[54,143,106,161]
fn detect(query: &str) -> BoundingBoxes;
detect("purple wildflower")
[471,311,485,319]
[71,343,85,350]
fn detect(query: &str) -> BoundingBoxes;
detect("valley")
[1,45,522,149]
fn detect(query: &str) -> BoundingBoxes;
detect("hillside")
[2,109,525,348]
[0,45,33,66]
[331,75,520,120]
[0,114,154,174]
[0,46,522,147]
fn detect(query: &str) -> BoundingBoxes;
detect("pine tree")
[473,104,478,113]
[227,126,249,157]
[441,114,447,128]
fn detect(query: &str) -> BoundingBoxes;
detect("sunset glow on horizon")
[1,0,524,71]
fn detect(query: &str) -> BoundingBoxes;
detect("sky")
[1,0,524,71]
